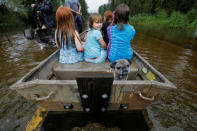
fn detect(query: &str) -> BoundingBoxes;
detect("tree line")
[99,0,197,49]
[99,0,197,30]
[0,0,89,31]
[99,0,197,16]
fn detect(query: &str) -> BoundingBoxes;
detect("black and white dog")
[110,59,132,80]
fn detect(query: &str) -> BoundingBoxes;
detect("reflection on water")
[0,32,197,130]
[133,33,197,131]
[0,33,55,130]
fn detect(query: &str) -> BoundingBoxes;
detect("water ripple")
[133,33,197,130]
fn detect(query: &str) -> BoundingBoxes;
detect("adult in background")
[65,0,82,33]
[31,0,56,29]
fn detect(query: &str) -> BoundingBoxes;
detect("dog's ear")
[110,62,116,69]
[127,59,132,65]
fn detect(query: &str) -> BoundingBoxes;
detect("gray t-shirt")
[65,0,80,13]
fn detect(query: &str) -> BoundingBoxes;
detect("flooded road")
[133,34,197,131]
[0,32,197,130]
[0,33,55,130]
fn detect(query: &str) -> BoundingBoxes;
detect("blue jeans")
[74,15,82,34]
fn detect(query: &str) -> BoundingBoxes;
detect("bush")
[130,10,196,31]
[187,9,197,22]
[168,11,189,29]
[130,13,156,25]
[155,9,168,19]
[188,19,197,29]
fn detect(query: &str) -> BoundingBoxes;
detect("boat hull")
[11,50,176,111]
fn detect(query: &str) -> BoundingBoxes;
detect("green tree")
[79,0,89,24]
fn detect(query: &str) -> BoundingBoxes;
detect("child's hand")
[98,38,107,49]
[81,48,85,52]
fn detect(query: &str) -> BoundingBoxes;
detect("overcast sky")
[85,0,109,13]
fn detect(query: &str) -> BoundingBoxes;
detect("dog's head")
[110,59,132,80]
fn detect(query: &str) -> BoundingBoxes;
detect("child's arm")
[55,39,60,49]
[84,33,87,42]
[98,38,107,49]
[74,31,84,51]
[55,30,60,49]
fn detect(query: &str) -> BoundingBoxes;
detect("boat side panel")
[14,80,172,111]
[15,81,83,111]
[25,50,59,81]
[133,51,167,82]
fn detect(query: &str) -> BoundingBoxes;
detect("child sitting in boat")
[84,13,107,63]
[107,4,136,63]
[101,10,114,45]
[55,7,84,64]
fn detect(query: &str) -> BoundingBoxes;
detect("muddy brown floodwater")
[0,32,197,131]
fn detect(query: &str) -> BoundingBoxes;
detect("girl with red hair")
[55,6,84,64]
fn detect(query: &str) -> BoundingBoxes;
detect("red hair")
[104,10,113,22]
[56,6,75,48]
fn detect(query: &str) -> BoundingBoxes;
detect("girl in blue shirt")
[84,13,107,63]
[107,4,136,63]
[55,7,84,64]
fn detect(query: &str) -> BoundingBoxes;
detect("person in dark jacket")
[31,0,56,29]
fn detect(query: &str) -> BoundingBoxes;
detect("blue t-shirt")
[107,24,136,63]
[65,0,80,15]
[84,29,103,58]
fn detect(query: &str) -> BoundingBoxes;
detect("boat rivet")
[120,104,129,110]
[101,94,108,99]
[82,94,88,99]
[123,106,128,110]
[85,107,90,112]
[101,108,106,112]
[64,104,73,109]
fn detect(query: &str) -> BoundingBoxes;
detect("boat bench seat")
[52,61,138,80]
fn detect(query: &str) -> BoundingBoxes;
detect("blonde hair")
[89,13,102,28]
